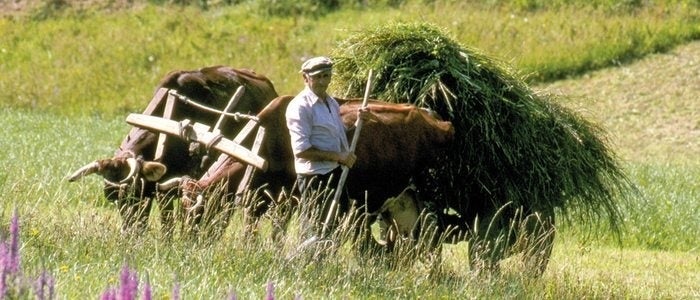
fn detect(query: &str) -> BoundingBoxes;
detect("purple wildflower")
[100,287,116,300]
[119,264,139,300]
[266,281,275,300]
[8,210,20,274]
[228,287,238,300]
[0,242,6,299]
[141,275,151,300]
[34,270,55,300]
[171,281,180,300]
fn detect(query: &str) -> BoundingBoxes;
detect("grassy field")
[534,42,699,299]
[1,1,699,116]
[1,1,699,298]
[541,42,699,165]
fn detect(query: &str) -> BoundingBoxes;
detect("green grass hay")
[331,22,636,235]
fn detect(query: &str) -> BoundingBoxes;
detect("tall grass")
[0,210,283,299]
[1,1,698,117]
[558,162,700,252]
[1,107,698,298]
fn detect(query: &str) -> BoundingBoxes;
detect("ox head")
[68,156,167,200]
[155,174,208,228]
[375,185,451,253]
[68,156,169,234]
[376,185,423,244]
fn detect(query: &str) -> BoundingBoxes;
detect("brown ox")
[68,66,278,234]
[177,95,455,243]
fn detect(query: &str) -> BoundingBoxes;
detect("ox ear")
[141,161,167,181]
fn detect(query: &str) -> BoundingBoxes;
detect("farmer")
[285,56,368,238]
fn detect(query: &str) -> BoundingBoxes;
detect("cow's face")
[69,157,167,233]
[68,157,167,200]
[378,185,423,245]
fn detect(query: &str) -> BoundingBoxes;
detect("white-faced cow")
[173,95,456,244]
[68,66,279,235]
[373,184,472,253]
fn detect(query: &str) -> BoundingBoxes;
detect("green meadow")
[1,1,698,298]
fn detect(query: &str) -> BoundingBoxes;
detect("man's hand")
[297,148,358,168]
[357,107,371,123]
[338,151,357,168]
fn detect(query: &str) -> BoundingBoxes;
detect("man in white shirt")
[285,56,365,238]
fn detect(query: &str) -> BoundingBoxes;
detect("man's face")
[305,69,332,98]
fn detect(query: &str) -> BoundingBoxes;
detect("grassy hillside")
[1,1,698,116]
[538,42,699,254]
[540,41,700,165]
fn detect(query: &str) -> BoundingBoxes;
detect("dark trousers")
[296,167,350,237]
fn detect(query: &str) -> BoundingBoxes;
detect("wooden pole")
[321,70,374,237]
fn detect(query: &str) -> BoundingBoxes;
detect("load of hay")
[330,23,634,233]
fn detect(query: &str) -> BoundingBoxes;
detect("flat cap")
[300,56,333,75]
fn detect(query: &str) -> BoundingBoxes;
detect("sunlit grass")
[0,107,697,298]
[545,235,700,299]
[1,1,698,117]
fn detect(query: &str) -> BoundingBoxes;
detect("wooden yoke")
[235,125,266,205]
[154,92,177,162]
[142,87,170,116]
[153,86,247,163]
[126,114,267,171]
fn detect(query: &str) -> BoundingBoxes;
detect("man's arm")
[296,147,357,168]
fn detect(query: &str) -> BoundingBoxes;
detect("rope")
[205,133,224,151]
[178,121,194,142]
[168,90,259,123]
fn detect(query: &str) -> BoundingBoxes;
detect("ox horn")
[120,157,140,183]
[186,194,205,212]
[157,177,182,191]
[67,161,100,182]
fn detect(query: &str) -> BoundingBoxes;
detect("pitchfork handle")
[322,70,374,237]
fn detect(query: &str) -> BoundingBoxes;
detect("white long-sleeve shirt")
[285,87,349,175]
